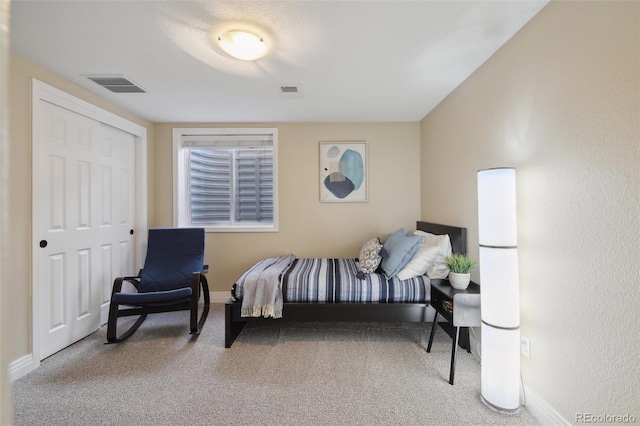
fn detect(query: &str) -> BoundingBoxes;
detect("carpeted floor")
[12,304,539,425]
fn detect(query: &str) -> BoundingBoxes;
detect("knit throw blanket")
[237,254,295,318]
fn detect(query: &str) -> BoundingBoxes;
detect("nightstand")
[427,279,481,385]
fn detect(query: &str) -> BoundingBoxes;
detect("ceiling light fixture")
[217,30,268,61]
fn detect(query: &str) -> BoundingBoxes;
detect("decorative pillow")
[395,245,440,281]
[413,231,452,279]
[357,237,383,275]
[380,228,424,279]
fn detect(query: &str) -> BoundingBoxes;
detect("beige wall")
[155,122,421,292]
[1,0,11,422]
[420,0,639,421]
[1,53,155,370]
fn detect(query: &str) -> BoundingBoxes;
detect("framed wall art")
[319,141,367,203]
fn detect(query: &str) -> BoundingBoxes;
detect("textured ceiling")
[10,1,548,123]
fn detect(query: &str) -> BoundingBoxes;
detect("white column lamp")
[477,167,520,413]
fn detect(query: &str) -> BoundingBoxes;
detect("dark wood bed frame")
[224,221,468,348]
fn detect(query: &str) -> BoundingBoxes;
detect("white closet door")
[98,123,136,324]
[35,102,136,359]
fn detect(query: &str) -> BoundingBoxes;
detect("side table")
[427,279,481,385]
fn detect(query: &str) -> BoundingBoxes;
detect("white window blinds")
[174,129,278,232]
[234,147,273,223]
[189,148,232,224]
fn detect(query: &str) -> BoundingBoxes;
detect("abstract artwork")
[319,142,367,202]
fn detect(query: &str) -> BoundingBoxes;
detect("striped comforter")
[233,258,430,303]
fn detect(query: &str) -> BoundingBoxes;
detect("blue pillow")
[380,228,424,278]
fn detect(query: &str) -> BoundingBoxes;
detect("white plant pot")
[448,272,471,290]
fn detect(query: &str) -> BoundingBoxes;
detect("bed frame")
[224,221,467,348]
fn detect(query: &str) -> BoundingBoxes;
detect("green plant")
[444,254,478,274]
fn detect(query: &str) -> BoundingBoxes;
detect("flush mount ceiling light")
[217,30,268,61]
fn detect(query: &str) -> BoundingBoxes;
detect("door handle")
[130,229,134,235]
[39,240,48,248]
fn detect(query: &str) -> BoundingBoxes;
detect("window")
[173,128,278,232]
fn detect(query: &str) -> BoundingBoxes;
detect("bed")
[224,221,468,348]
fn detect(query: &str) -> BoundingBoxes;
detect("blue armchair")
[106,228,210,343]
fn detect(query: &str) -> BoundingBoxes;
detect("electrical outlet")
[521,335,531,358]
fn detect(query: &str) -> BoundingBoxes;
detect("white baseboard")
[210,291,230,304]
[523,384,571,425]
[8,354,34,383]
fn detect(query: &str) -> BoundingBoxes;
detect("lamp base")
[480,394,520,414]
[481,324,521,414]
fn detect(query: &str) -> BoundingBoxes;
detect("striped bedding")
[233,258,430,303]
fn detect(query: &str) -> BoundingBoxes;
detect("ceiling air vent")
[85,75,146,93]
[277,84,302,99]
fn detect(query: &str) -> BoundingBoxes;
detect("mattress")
[233,258,430,303]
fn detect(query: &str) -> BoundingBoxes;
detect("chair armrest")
[111,275,141,296]
[202,265,209,274]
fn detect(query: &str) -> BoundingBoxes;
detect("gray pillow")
[358,237,383,275]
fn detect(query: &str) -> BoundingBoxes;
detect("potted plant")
[444,254,477,290]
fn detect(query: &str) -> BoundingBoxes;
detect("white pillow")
[412,231,452,279]
[395,245,440,280]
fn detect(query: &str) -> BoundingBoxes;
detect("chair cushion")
[113,287,193,305]
[138,228,205,293]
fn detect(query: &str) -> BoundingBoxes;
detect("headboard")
[416,221,468,255]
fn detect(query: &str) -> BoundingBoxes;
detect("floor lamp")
[477,167,520,413]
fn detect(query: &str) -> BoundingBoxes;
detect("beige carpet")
[12,304,539,425]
